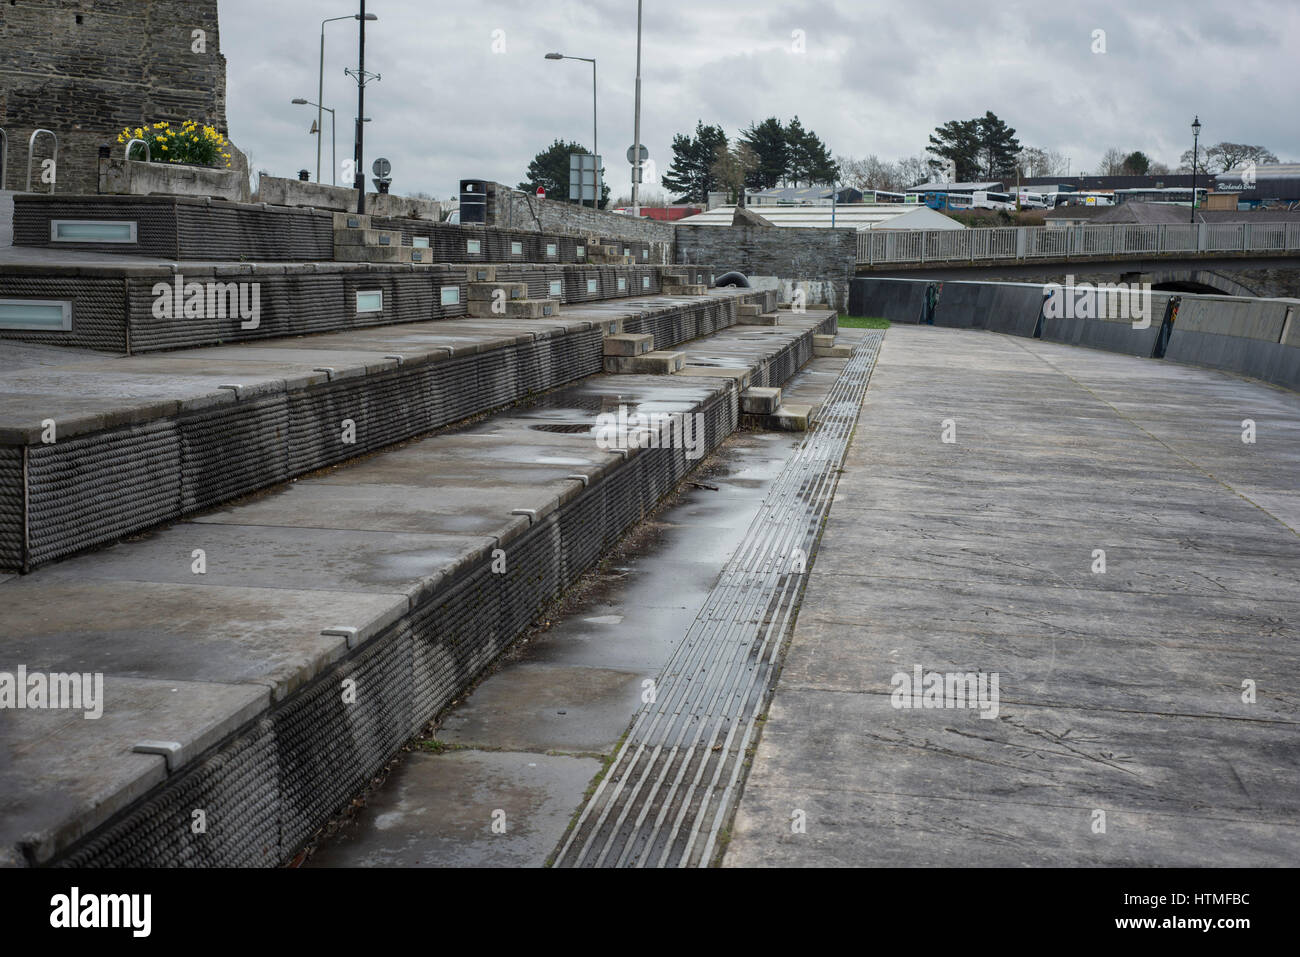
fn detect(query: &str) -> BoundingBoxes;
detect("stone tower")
[0,0,231,194]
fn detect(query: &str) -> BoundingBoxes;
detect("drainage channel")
[553,331,885,868]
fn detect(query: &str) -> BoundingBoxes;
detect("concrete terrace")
[0,291,833,865]
[726,324,1300,867]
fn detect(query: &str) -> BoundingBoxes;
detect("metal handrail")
[0,127,7,190]
[26,128,58,192]
[857,220,1300,265]
[124,138,152,163]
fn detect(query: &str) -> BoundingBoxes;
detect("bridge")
[855,222,1300,298]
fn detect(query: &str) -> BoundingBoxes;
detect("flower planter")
[99,157,250,203]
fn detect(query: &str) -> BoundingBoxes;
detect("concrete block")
[737,312,780,326]
[466,298,560,319]
[675,366,752,389]
[468,282,527,301]
[603,351,685,374]
[770,403,812,431]
[741,386,782,414]
[333,244,412,263]
[813,334,835,348]
[739,303,762,316]
[815,345,853,358]
[663,284,708,296]
[334,227,400,247]
[603,333,654,357]
[332,211,372,231]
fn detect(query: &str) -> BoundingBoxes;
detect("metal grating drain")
[553,332,885,868]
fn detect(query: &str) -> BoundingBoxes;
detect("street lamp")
[317,11,377,184]
[346,2,381,214]
[1190,115,1202,224]
[546,52,599,209]
[292,99,336,185]
[632,1,643,217]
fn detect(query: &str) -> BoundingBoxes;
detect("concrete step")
[334,227,401,247]
[466,298,560,319]
[663,283,708,296]
[737,312,780,326]
[603,333,655,357]
[333,243,420,263]
[604,350,685,374]
[467,281,528,302]
[332,211,372,231]
[740,386,782,414]
[769,403,813,431]
[674,365,752,390]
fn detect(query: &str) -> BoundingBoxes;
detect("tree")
[1122,151,1151,176]
[972,111,1021,180]
[1016,146,1066,177]
[519,139,610,207]
[927,117,981,182]
[1098,147,1128,176]
[1179,142,1279,173]
[710,142,758,203]
[740,117,789,189]
[661,121,728,203]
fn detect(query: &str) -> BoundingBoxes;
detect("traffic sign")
[537,186,546,198]
[626,144,649,164]
[372,157,391,178]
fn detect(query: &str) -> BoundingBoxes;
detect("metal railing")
[25,129,58,193]
[857,221,1300,265]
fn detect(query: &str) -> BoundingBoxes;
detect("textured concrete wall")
[862,259,1300,299]
[485,182,675,253]
[100,157,249,202]
[675,225,857,309]
[0,0,228,195]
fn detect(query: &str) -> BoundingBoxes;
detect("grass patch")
[837,315,890,329]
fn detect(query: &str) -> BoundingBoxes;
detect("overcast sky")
[220,0,1300,200]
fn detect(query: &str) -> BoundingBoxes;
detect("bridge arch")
[1139,268,1261,298]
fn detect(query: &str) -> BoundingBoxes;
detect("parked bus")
[1112,187,1209,207]
[922,191,974,211]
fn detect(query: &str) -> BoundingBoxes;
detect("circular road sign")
[372,157,392,178]
[626,144,649,165]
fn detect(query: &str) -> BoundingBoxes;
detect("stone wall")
[0,0,229,195]
[675,225,858,309]
[485,182,675,255]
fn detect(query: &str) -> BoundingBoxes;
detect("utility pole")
[632,0,643,216]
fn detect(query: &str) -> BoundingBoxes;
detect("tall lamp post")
[1190,115,1202,224]
[292,99,336,185]
[632,0,643,216]
[317,11,376,184]
[545,52,599,209]
[345,1,381,214]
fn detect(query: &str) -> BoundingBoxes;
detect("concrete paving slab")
[727,324,1300,868]
[304,750,601,868]
[0,676,269,863]
[0,579,405,699]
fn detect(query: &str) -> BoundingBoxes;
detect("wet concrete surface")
[305,372,856,866]
[725,325,1300,867]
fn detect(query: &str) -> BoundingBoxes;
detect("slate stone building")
[0,0,230,194]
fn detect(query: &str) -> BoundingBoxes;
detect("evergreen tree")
[661,121,729,202]
[740,118,789,189]
[927,112,1021,182]
[519,139,610,207]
